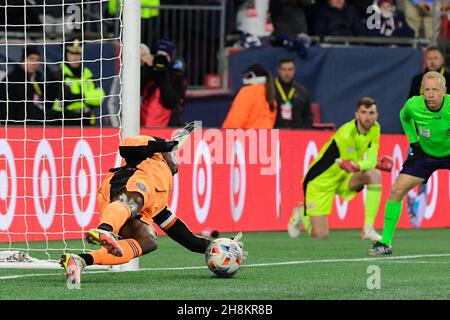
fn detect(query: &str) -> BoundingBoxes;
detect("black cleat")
[368,241,392,256]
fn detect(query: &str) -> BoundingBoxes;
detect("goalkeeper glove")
[231,232,248,261]
[336,159,360,173]
[376,155,393,172]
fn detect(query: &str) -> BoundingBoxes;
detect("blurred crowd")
[232,0,450,51]
[2,1,446,41]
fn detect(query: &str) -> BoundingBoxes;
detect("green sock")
[364,184,382,227]
[381,199,403,246]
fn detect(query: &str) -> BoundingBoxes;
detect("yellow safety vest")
[53,64,105,125]
[108,0,159,19]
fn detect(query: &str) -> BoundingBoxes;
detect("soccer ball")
[205,238,243,277]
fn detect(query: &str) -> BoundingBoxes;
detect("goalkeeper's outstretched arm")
[153,207,211,253]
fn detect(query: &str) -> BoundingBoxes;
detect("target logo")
[303,141,318,174]
[0,140,17,231]
[33,140,57,229]
[230,140,246,222]
[335,197,349,220]
[276,140,281,220]
[193,141,212,224]
[392,144,404,184]
[70,139,97,228]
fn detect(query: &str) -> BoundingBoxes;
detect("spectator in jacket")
[222,63,277,129]
[366,0,414,37]
[274,57,313,128]
[52,39,105,126]
[140,39,187,127]
[269,0,312,35]
[409,46,450,98]
[396,0,439,39]
[0,46,57,125]
[314,0,364,38]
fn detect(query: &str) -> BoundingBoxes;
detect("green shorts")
[304,172,358,216]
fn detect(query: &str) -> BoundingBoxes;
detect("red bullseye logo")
[33,140,57,229]
[70,140,96,228]
[392,144,404,184]
[303,141,318,175]
[276,141,281,220]
[193,141,212,224]
[0,140,16,231]
[230,140,246,222]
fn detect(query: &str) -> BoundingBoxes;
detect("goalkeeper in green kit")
[288,97,394,240]
[369,71,450,255]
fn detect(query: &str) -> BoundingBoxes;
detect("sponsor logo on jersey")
[419,127,430,139]
[136,182,147,193]
[347,147,355,153]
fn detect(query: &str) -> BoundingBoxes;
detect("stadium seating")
[311,102,336,130]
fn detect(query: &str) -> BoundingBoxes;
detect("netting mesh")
[0,0,123,263]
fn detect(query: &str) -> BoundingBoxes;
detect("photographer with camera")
[140,39,187,127]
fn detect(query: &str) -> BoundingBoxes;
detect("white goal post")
[0,0,141,270]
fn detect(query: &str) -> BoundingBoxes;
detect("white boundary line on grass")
[1,253,450,281]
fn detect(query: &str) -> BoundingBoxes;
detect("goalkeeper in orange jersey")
[60,123,244,284]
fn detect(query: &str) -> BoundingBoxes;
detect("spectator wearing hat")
[52,39,105,126]
[0,46,57,125]
[222,63,277,129]
[366,0,414,37]
[140,39,187,127]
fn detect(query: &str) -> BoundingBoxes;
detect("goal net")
[0,0,130,269]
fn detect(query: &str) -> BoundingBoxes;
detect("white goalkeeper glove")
[172,121,201,150]
[231,232,248,261]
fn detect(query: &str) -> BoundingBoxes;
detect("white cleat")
[287,204,304,238]
[60,253,86,286]
[361,226,382,241]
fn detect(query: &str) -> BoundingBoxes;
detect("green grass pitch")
[1,229,450,300]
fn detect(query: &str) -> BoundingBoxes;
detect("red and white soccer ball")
[205,238,243,277]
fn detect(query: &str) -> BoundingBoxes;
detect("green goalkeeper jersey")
[304,119,380,187]
[400,95,450,158]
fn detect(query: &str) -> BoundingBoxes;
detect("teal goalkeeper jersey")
[400,95,450,158]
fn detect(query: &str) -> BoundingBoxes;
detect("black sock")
[79,253,94,266]
[98,223,113,232]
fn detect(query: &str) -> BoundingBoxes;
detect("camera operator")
[140,39,187,127]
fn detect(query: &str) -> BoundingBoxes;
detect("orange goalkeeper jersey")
[97,135,173,225]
